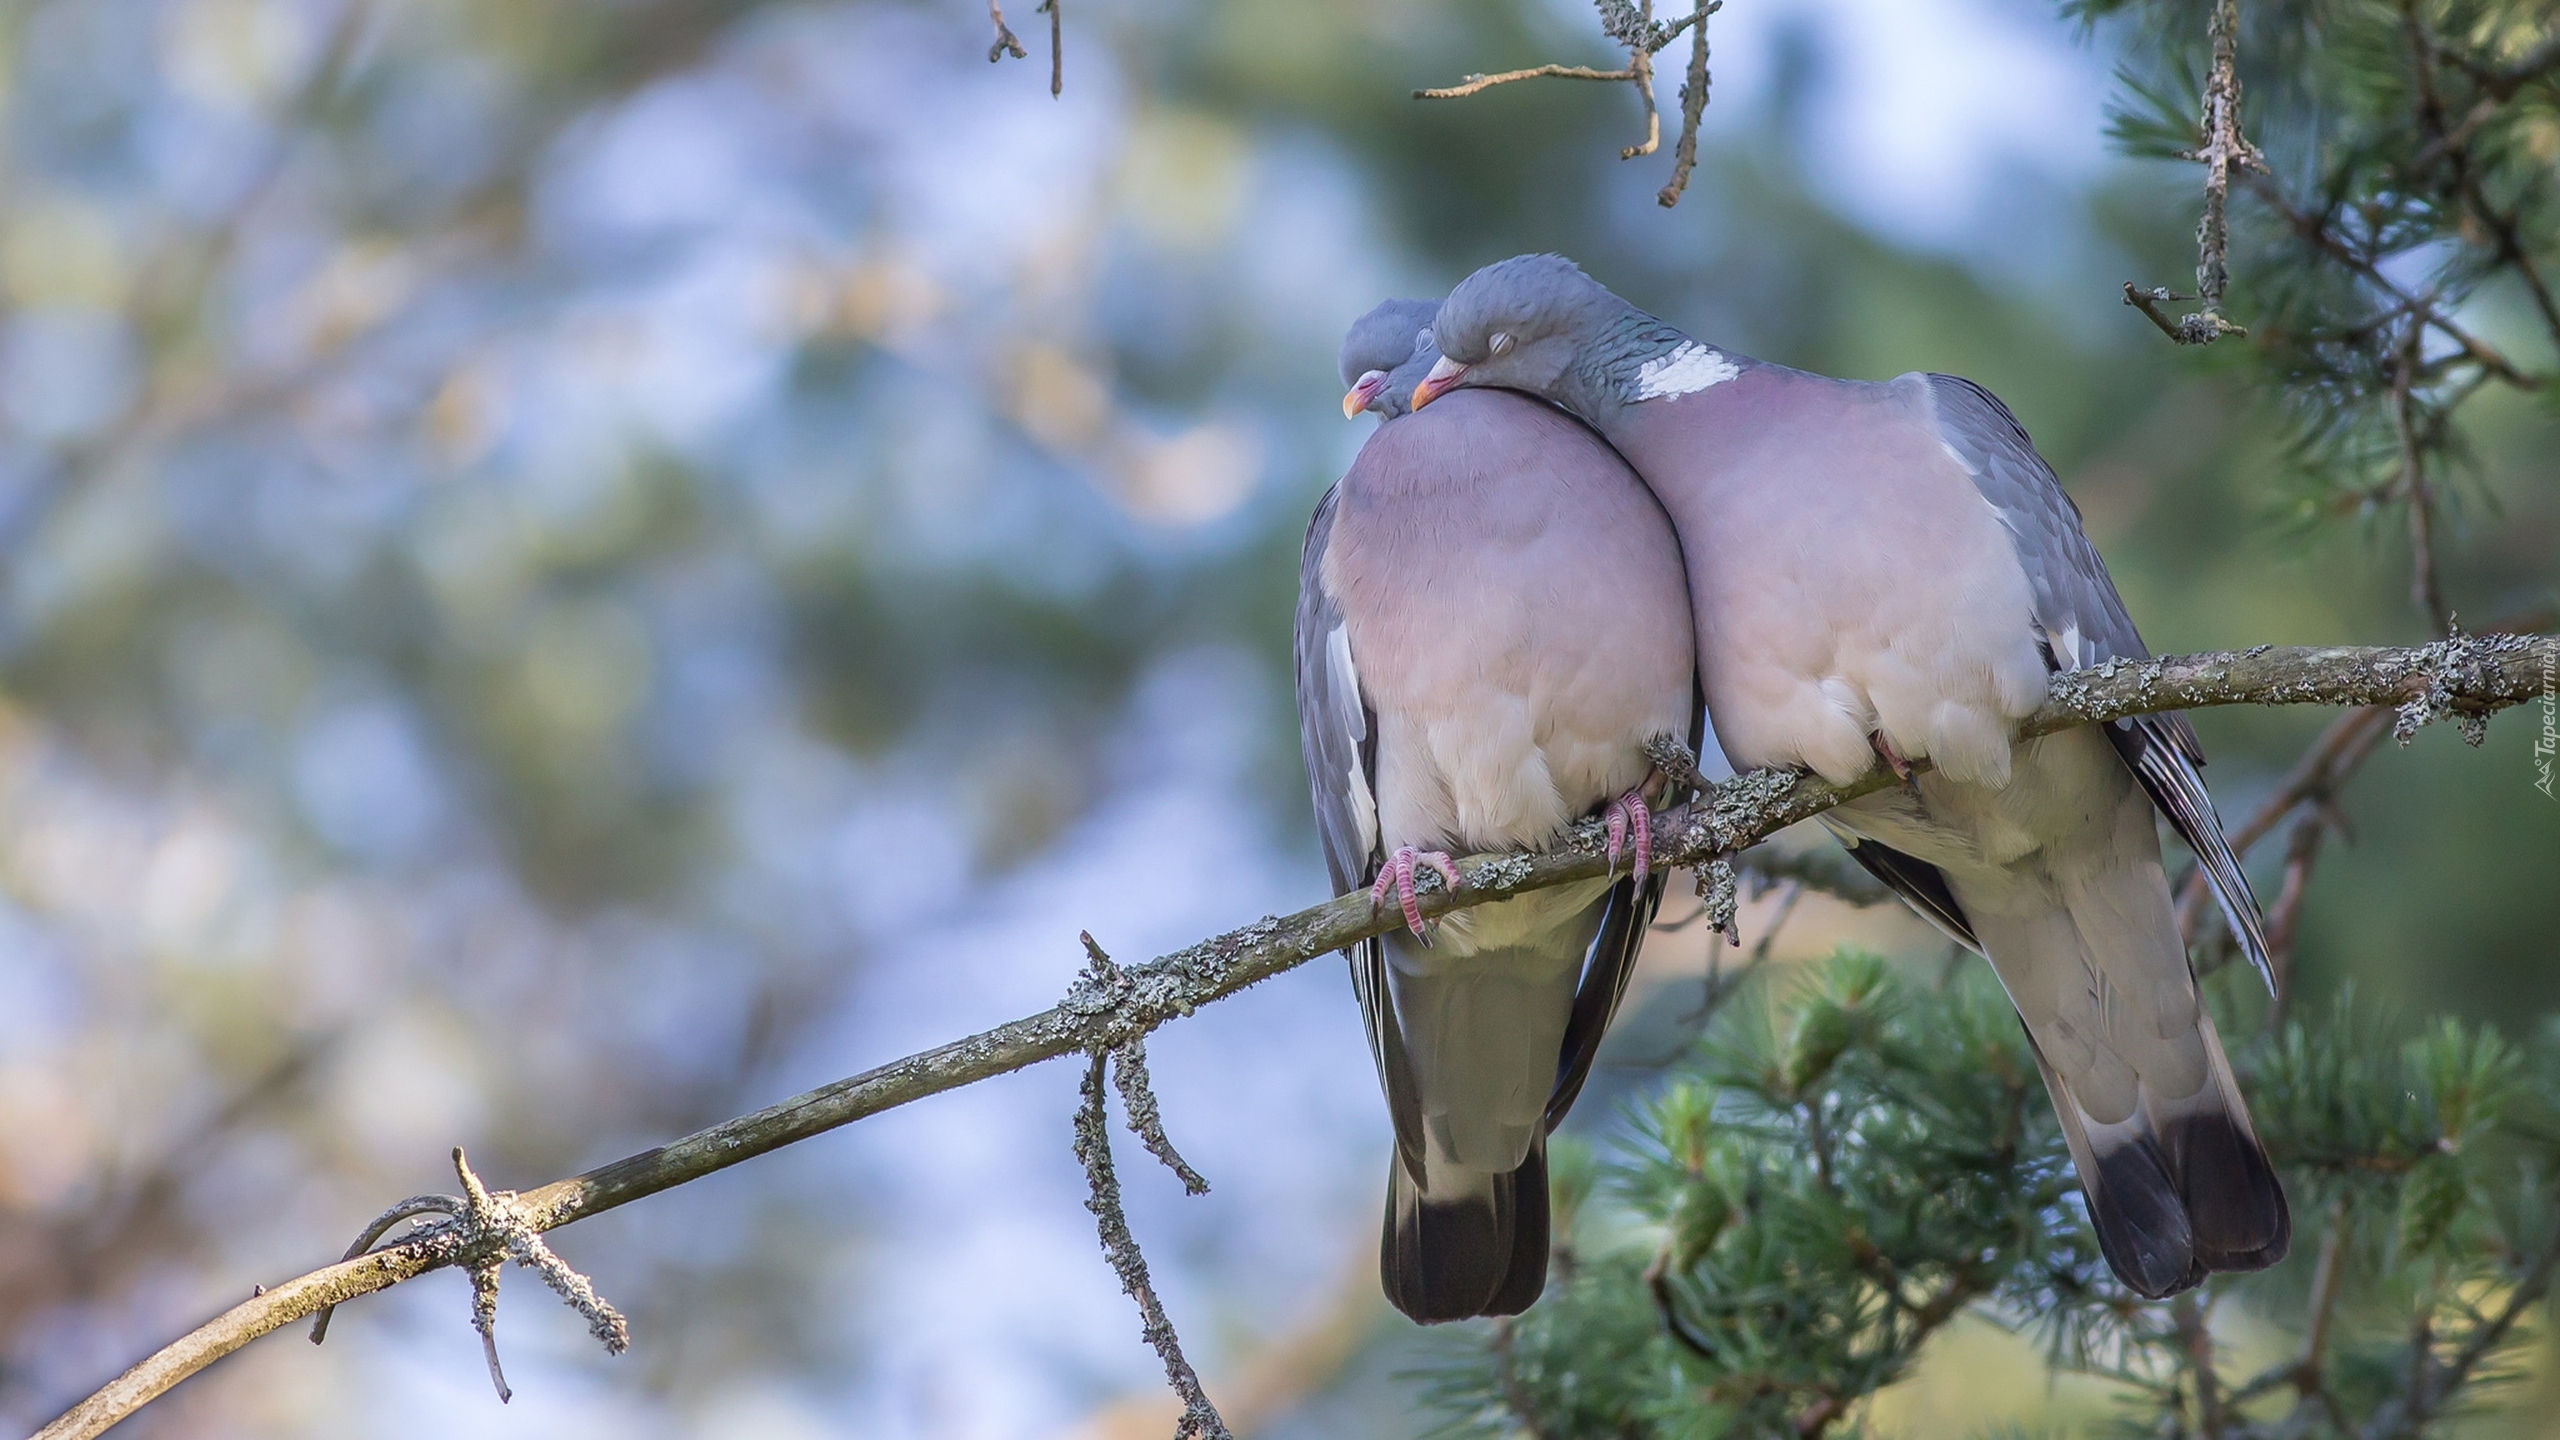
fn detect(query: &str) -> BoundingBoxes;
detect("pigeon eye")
[1489,332,1515,357]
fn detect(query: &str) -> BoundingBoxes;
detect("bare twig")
[307,1194,463,1344]
[468,1256,509,1403]
[2297,1197,2351,1390]
[1075,1051,1232,1439]
[1038,0,1061,96]
[2122,282,2244,345]
[1415,62,1643,99]
[1623,28,1661,159]
[1489,1318,1556,1439]
[2391,331,2455,635]
[2260,810,2325,1019]
[33,639,2560,1440]
[1735,842,1890,906]
[2175,1291,2227,1439]
[1748,880,1804,963]
[987,0,1027,61]
[1656,2,1717,207]
[1693,853,1740,947]
[1416,0,1721,176]
[305,1150,627,1408]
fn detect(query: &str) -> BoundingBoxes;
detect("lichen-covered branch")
[33,636,2558,1440]
[2123,0,2260,344]
[1073,1048,1230,1438]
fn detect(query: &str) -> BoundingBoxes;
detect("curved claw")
[1368,846,1460,939]
[1870,731,1915,783]
[1605,790,1653,886]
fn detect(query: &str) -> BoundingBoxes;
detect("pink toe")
[1630,795,1652,886]
[1423,852,1462,895]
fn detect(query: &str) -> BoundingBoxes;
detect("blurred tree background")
[0,1,2548,1438]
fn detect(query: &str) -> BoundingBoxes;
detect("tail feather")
[1383,1137,1550,1323]
[2023,1032,2198,1297]
[2022,1016,2287,1298]
[2176,1007,2290,1271]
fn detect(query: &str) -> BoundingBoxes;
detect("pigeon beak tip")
[1342,370,1389,419]
[1410,358,1468,410]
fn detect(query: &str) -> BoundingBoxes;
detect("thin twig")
[33,639,2560,1440]
[2122,282,2244,344]
[1415,0,1713,171]
[2260,811,2325,1021]
[1490,1318,1555,1440]
[1075,1051,1232,1439]
[2291,1195,2351,1402]
[1037,0,1060,96]
[986,0,1026,61]
[2175,1291,2227,1440]
[308,1194,463,1344]
[1656,2,1718,207]
[1415,62,1638,99]
[1748,881,1803,963]
[2392,327,2454,635]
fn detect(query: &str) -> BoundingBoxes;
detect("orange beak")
[1409,355,1468,410]
[1341,370,1389,418]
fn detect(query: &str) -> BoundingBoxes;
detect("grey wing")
[1823,819,1981,954]
[1546,681,1707,1129]
[1293,485,1425,1175]
[1926,374,2272,989]
[1294,485,1378,897]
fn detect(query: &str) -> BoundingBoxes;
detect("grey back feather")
[1924,374,2273,990]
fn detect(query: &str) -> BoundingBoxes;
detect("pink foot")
[1605,789,1653,886]
[1870,731,1914,782]
[1369,846,1462,937]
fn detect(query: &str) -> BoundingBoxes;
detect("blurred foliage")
[2074,0,2559,621]
[1434,959,2560,1438]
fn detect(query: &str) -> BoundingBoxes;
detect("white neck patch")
[1632,342,1739,401]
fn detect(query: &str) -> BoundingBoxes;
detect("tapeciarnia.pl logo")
[2535,639,2556,800]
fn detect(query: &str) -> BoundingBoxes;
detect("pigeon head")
[1337,297,1442,419]
[1411,255,1621,410]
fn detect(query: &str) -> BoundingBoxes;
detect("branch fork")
[1070,933,1229,1437]
[1414,0,1718,205]
[309,1147,628,1405]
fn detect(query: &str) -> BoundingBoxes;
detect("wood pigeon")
[1296,299,1698,1320]
[1412,254,2288,1298]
